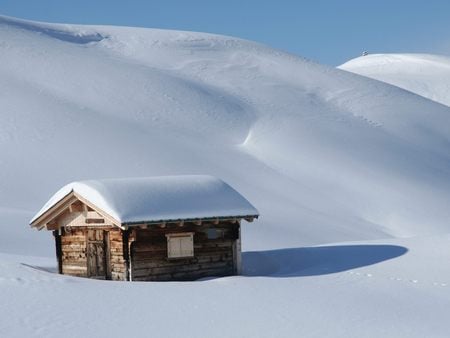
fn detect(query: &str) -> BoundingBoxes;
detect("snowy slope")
[339,53,450,107]
[2,15,450,337]
[2,15,450,253]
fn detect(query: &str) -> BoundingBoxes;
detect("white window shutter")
[166,233,194,258]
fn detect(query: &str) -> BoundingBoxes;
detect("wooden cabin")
[30,175,259,281]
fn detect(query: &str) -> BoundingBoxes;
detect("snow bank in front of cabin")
[31,175,259,225]
[2,235,450,338]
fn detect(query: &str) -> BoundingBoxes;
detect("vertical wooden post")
[231,222,242,275]
[53,230,63,274]
[122,229,130,281]
[104,231,111,280]
[236,223,242,275]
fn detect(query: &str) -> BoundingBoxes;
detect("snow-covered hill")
[339,53,450,107]
[2,15,450,252]
[2,15,450,337]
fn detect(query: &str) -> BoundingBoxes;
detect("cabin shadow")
[242,244,408,278]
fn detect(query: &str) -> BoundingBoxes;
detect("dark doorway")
[86,230,107,279]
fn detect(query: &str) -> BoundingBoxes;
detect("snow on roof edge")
[30,175,259,226]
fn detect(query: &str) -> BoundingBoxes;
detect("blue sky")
[1,0,449,65]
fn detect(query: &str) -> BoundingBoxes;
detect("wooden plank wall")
[130,222,239,281]
[57,221,240,282]
[61,228,88,277]
[60,228,128,280]
[109,230,128,281]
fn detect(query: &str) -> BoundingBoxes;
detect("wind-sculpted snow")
[339,53,450,107]
[2,15,450,338]
[0,15,105,44]
[2,15,450,253]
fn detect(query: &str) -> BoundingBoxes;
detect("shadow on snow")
[21,244,408,280]
[242,244,408,277]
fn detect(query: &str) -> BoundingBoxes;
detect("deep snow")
[2,235,450,338]
[2,15,450,250]
[339,53,450,107]
[1,15,450,337]
[31,175,258,225]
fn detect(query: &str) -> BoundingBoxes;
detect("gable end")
[30,191,122,230]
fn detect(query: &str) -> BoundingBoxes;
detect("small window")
[166,233,194,259]
[206,228,224,240]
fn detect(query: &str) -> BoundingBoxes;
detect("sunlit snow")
[1,15,450,338]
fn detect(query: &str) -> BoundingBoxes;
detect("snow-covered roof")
[30,175,259,226]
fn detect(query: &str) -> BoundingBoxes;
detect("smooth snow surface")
[2,15,450,337]
[2,15,450,248]
[31,175,259,224]
[2,235,450,338]
[339,53,450,107]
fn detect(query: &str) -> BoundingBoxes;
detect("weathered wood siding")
[130,222,239,281]
[60,228,88,277]
[109,230,128,281]
[58,227,128,280]
[54,205,241,282]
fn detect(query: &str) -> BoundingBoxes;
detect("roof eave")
[29,190,77,229]
[30,190,124,230]
[122,214,259,227]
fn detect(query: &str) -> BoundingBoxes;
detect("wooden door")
[87,230,107,279]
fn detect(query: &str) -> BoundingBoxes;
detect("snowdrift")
[2,16,450,255]
[2,15,450,338]
[339,53,450,107]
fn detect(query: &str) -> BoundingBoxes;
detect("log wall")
[54,219,241,282]
[60,228,88,277]
[109,230,129,281]
[130,222,239,281]
[57,227,128,280]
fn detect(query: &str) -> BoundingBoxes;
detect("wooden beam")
[31,192,79,229]
[104,231,112,280]
[73,192,122,229]
[53,230,63,274]
[46,220,59,231]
